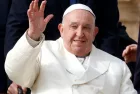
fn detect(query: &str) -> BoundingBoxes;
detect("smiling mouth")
[74,40,86,43]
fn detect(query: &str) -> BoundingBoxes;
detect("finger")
[125,46,131,53]
[122,46,132,57]
[122,50,125,57]
[122,49,127,57]
[130,44,137,47]
[127,44,137,51]
[44,14,54,24]
[27,9,33,21]
[124,54,131,62]
[7,87,12,94]
[29,1,34,11]
[130,45,137,50]
[22,87,27,93]
[28,1,34,20]
[122,46,129,56]
[11,83,19,94]
[39,0,47,17]
[130,47,137,51]
[33,0,39,12]
[8,87,15,94]
[40,0,46,12]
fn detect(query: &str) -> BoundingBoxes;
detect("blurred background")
[118,0,140,41]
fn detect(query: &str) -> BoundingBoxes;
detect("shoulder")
[93,46,126,70]
[42,38,62,51]
[94,46,129,77]
[94,46,122,62]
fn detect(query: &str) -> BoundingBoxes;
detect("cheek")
[86,32,93,39]
[65,31,76,40]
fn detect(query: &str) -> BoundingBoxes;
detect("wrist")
[27,29,41,41]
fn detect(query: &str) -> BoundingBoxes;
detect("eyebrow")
[84,24,91,27]
[70,22,78,25]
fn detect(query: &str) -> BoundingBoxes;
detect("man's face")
[59,10,98,57]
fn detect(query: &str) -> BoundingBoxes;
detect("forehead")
[63,9,95,24]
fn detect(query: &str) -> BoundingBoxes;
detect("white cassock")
[5,32,137,94]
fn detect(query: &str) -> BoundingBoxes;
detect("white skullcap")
[63,4,96,18]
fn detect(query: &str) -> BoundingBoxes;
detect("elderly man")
[5,0,137,94]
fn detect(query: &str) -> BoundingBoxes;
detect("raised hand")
[27,0,53,40]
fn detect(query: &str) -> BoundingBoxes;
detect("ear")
[93,27,98,37]
[58,23,63,35]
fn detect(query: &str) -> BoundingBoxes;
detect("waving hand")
[27,0,53,40]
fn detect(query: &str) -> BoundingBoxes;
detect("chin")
[74,47,84,51]
[73,47,86,56]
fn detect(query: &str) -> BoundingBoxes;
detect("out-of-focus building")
[118,0,140,42]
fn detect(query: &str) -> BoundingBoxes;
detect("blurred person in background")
[0,0,11,93]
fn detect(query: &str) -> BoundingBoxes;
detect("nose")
[76,27,84,37]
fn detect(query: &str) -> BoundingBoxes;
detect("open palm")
[27,0,53,40]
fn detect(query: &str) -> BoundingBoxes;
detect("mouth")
[74,40,86,43]
[74,40,85,42]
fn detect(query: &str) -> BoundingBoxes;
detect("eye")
[71,25,78,29]
[83,26,90,30]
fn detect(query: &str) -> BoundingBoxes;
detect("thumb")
[44,14,54,25]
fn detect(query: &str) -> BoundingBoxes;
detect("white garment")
[5,32,137,94]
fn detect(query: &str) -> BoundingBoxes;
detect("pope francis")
[5,0,137,94]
